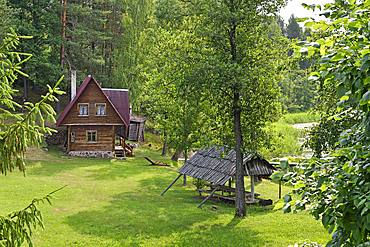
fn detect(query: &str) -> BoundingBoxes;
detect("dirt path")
[292,122,317,158]
[291,122,317,130]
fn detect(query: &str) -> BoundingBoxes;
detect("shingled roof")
[56,76,130,127]
[177,146,276,185]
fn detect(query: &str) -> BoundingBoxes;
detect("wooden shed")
[162,146,276,207]
[128,113,147,142]
[56,75,131,158]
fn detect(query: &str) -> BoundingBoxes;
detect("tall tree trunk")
[228,0,246,218]
[171,150,182,161]
[183,150,187,185]
[234,90,246,218]
[162,114,168,156]
[162,130,167,156]
[56,0,67,114]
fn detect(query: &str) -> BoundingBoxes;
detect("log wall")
[60,81,123,126]
[69,125,114,152]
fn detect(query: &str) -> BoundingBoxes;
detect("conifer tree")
[286,14,302,40]
[0,30,64,247]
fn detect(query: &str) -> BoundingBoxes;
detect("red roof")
[56,75,130,127]
[102,89,130,127]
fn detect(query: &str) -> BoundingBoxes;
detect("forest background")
[4,0,370,245]
[1,0,315,116]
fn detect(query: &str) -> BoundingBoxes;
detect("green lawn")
[1,146,330,246]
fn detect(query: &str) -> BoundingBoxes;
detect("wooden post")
[197,186,220,208]
[279,179,282,199]
[67,126,71,153]
[123,138,126,158]
[112,126,115,154]
[228,179,232,196]
[251,175,255,203]
[160,174,182,196]
[183,151,187,185]
[136,123,141,141]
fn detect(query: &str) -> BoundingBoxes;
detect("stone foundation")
[68,151,115,159]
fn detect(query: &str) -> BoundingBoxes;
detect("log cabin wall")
[69,125,114,152]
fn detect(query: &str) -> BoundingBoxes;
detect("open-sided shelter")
[161,146,276,207]
[56,75,130,158]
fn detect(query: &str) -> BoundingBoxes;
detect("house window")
[86,130,97,143]
[95,103,106,116]
[78,103,89,116]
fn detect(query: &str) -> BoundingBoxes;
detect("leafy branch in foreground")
[0,29,66,246]
[0,186,67,247]
[275,1,370,246]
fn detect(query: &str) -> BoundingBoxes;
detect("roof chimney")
[71,70,76,101]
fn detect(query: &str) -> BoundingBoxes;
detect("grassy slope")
[0,145,330,247]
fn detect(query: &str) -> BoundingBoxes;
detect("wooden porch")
[115,137,135,158]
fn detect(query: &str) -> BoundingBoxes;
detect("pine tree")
[286,14,302,40]
[0,30,65,247]
[8,0,63,99]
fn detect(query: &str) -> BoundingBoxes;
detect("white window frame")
[78,103,89,116]
[95,103,106,116]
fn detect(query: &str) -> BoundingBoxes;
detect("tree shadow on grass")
[64,173,280,246]
[83,157,177,181]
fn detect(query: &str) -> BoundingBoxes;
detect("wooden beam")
[197,185,220,208]
[112,125,115,153]
[279,179,282,199]
[136,123,140,141]
[67,126,71,152]
[251,175,255,203]
[160,174,182,196]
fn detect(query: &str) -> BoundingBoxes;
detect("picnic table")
[198,183,261,203]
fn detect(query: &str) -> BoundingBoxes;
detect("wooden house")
[162,146,276,207]
[56,75,131,158]
[128,113,147,142]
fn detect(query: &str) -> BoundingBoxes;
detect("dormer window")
[95,103,106,116]
[78,103,89,116]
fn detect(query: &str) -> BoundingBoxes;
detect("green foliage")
[279,112,320,125]
[279,70,317,113]
[192,178,206,190]
[283,126,370,246]
[0,0,16,41]
[0,186,65,247]
[282,1,370,245]
[110,0,154,112]
[304,115,358,157]
[0,30,64,174]
[194,1,288,153]
[146,27,213,158]
[286,14,302,40]
[149,0,289,216]
[261,122,301,158]
[8,0,62,92]
[0,30,64,246]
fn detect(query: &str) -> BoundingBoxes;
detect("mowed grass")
[0,146,330,247]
